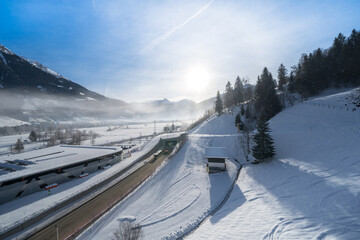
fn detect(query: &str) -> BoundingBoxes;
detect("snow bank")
[189,88,360,239]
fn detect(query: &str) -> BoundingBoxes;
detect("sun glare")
[185,65,211,92]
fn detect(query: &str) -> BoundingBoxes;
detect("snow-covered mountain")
[0,44,131,123]
[0,44,215,125]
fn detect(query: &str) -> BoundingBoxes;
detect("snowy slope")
[78,113,242,240]
[189,88,360,239]
[0,116,28,127]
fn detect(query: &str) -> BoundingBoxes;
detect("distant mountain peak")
[25,58,66,80]
[0,44,14,55]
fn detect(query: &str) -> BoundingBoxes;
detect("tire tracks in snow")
[137,184,201,228]
[179,163,243,239]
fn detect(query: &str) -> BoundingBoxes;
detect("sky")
[1,0,360,103]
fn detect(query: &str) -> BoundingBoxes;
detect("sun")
[185,65,211,92]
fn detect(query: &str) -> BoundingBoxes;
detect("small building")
[205,147,228,173]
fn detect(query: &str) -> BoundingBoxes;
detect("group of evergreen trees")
[215,76,255,116]
[215,29,360,163]
[254,67,282,121]
[288,29,360,97]
[224,76,254,108]
[215,67,280,163]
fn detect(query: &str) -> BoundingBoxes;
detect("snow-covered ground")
[80,121,182,146]
[189,88,360,239]
[0,134,43,156]
[4,88,359,239]
[78,114,242,240]
[0,116,28,127]
[0,121,182,157]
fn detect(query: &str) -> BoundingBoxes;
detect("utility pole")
[154,120,156,134]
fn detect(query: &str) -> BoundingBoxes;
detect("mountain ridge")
[0,44,215,126]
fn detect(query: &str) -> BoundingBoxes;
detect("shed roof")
[204,147,229,159]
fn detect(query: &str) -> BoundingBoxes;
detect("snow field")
[78,113,242,240]
[189,89,360,240]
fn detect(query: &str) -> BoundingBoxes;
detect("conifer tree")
[277,63,288,91]
[29,130,37,142]
[240,105,245,116]
[235,113,244,130]
[252,117,275,163]
[14,139,24,153]
[215,91,223,115]
[254,67,282,121]
[245,104,251,119]
[233,76,244,105]
[224,81,234,109]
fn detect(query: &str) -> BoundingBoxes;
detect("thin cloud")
[92,0,98,13]
[139,0,215,54]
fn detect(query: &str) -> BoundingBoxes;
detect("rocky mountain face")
[0,44,131,123]
[0,44,214,125]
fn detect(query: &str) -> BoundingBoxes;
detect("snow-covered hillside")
[189,88,360,239]
[78,114,242,240]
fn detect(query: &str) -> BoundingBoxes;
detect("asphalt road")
[28,149,170,240]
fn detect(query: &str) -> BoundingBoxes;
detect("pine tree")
[224,81,234,109]
[245,104,251,119]
[288,72,296,93]
[14,139,24,153]
[233,76,244,105]
[277,63,288,91]
[215,91,223,115]
[29,130,37,142]
[252,117,275,163]
[240,105,245,116]
[254,67,282,121]
[235,113,244,130]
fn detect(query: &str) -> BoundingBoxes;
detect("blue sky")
[1,0,360,102]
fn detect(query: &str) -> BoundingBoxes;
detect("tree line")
[9,128,100,154]
[214,66,281,164]
[213,29,360,164]
[287,29,360,98]
[215,67,282,122]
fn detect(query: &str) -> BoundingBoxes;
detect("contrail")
[92,0,97,13]
[140,0,215,54]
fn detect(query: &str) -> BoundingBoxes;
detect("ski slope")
[78,114,242,240]
[189,88,360,239]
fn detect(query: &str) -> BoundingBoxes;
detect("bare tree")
[47,136,56,147]
[8,145,13,153]
[112,221,142,240]
[240,119,253,162]
[70,130,82,145]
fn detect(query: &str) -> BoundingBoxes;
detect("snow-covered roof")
[204,147,229,159]
[0,145,122,182]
